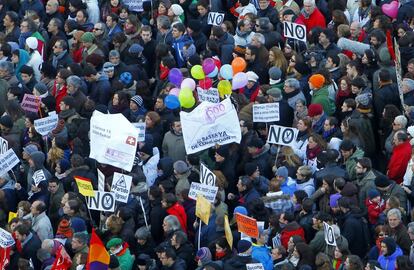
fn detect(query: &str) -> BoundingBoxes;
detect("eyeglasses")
[93,28,102,31]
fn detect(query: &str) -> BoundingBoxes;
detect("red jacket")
[295,8,326,34]
[52,82,67,113]
[387,140,412,184]
[166,202,188,233]
[280,221,305,249]
[365,198,385,225]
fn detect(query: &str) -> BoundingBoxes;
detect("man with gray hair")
[156,15,173,46]
[283,78,306,109]
[71,232,89,269]
[407,222,414,264]
[388,208,412,255]
[66,75,86,113]
[295,0,326,33]
[0,61,18,86]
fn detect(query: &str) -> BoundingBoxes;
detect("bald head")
[46,0,59,14]
[350,22,361,39]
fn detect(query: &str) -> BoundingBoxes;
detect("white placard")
[0,137,8,155]
[97,169,105,191]
[207,12,225,26]
[86,191,116,212]
[323,222,337,246]
[283,21,307,42]
[267,125,299,146]
[0,228,14,248]
[188,182,218,203]
[90,111,138,172]
[197,87,220,103]
[133,122,146,142]
[253,103,280,122]
[246,263,265,270]
[34,114,59,136]
[180,98,241,155]
[0,149,19,176]
[200,163,216,186]
[32,170,46,186]
[122,0,150,12]
[111,172,132,203]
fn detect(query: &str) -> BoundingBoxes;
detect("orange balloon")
[231,57,247,74]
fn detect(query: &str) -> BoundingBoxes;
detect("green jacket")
[117,248,134,270]
[311,86,335,116]
[345,148,365,181]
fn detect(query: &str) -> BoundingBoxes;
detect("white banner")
[207,12,225,26]
[246,263,265,270]
[111,172,132,203]
[253,103,280,122]
[0,137,8,155]
[34,114,58,136]
[200,163,216,186]
[323,222,337,246]
[133,122,146,142]
[284,21,307,42]
[0,228,14,248]
[122,0,150,12]
[86,191,116,212]
[90,112,138,172]
[188,182,218,203]
[197,87,220,103]
[0,149,19,176]
[180,98,241,154]
[33,170,46,186]
[267,125,299,146]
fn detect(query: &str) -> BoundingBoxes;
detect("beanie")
[329,193,342,208]
[248,137,264,149]
[103,62,115,72]
[80,32,95,43]
[355,93,370,107]
[173,160,190,174]
[128,43,144,54]
[131,95,143,107]
[119,72,133,86]
[26,37,38,50]
[196,247,212,264]
[244,162,258,176]
[276,166,288,178]
[234,206,248,216]
[246,71,258,83]
[237,239,252,254]
[70,217,87,233]
[0,115,13,129]
[367,188,380,199]
[309,74,325,89]
[23,144,39,155]
[34,82,48,95]
[375,175,391,188]
[307,103,323,117]
[170,4,184,16]
[106,238,123,249]
[269,67,282,84]
[56,219,73,238]
[267,88,282,101]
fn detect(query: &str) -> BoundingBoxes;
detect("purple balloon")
[168,68,183,85]
[202,58,216,74]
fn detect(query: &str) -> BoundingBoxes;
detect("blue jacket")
[252,244,273,270]
[172,34,193,68]
[378,246,403,270]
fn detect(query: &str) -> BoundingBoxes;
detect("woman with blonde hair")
[268,46,288,76]
[275,146,302,178]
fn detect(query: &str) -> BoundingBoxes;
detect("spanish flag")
[87,229,110,270]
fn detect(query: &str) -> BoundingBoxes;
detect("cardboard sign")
[180,98,241,154]
[0,149,19,176]
[224,215,233,249]
[284,21,306,42]
[207,12,225,26]
[188,182,218,203]
[235,213,259,238]
[75,176,95,197]
[34,114,59,136]
[197,87,220,103]
[196,195,211,225]
[200,163,216,186]
[21,94,41,113]
[86,191,116,212]
[267,125,299,146]
[323,222,336,246]
[111,172,132,203]
[133,122,146,142]
[32,170,46,186]
[253,103,280,122]
[246,263,265,270]
[90,111,139,171]
[0,137,8,155]
[0,228,14,248]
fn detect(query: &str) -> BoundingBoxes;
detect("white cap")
[170,4,184,16]
[26,37,38,50]
[246,71,258,83]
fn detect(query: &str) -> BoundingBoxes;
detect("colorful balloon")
[199,77,212,90]
[164,95,180,109]
[218,80,232,98]
[232,72,248,90]
[178,87,194,105]
[169,87,180,96]
[202,58,216,74]
[382,1,398,19]
[181,78,196,90]
[168,68,183,85]
[220,64,233,80]
[191,65,205,80]
[231,57,247,75]
[181,96,196,108]
[207,66,219,78]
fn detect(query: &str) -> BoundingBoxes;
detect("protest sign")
[196,195,211,225]
[180,98,241,154]
[284,21,306,42]
[0,228,15,248]
[246,263,265,270]
[8,212,16,223]
[207,12,225,26]
[235,213,259,238]
[200,163,216,186]
[0,149,19,176]
[75,176,95,197]
[197,87,220,103]
[33,170,46,186]
[133,122,146,142]
[323,222,337,246]
[224,215,233,249]
[90,111,138,171]
[111,172,132,203]
[21,94,41,113]
[97,169,105,191]
[34,114,59,136]
[122,0,150,12]
[272,233,281,248]
[0,137,8,155]
[188,182,218,203]
[86,191,116,212]
[253,103,280,122]
[267,125,299,146]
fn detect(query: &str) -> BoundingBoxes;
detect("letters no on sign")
[283,21,307,42]
[208,12,224,26]
[87,191,115,212]
[267,125,299,147]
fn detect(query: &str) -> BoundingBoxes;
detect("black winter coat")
[223,255,259,270]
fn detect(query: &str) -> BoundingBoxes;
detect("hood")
[350,148,364,160]
[158,157,174,177]
[30,151,45,170]
[340,182,358,197]
[356,170,376,185]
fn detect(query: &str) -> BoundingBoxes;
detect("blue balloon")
[220,64,233,80]
[164,95,180,110]
[207,66,219,78]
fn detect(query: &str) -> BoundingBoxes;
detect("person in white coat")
[25,37,43,82]
[84,0,100,24]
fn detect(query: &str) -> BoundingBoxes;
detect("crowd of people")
[2,0,414,269]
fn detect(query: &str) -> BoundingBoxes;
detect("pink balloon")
[382,1,398,19]
[181,78,196,90]
[169,87,180,96]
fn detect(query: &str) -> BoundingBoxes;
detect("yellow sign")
[75,176,95,197]
[224,215,233,249]
[196,195,211,225]
[8,211,17,223]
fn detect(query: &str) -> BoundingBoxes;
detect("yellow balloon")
[191,65,205,80]
[218,80,232,98]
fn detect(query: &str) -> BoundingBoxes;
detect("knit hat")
[267,87,282,101]
[248,137,264,149]
[269,67,282,84]
[367,188,380,199]
[80,32,95,43]
[237,239,252,254]
[329,193,342,208]
[355,93,370,107]
[407,126,414,138]
[196,247,212,264]
[187,19,202,31]
[381,237,397,255]
[170,4,184,16]
[246,71,258,83]
[34,82,48,95]
[109,255,120,268]
[216,145,230,158]
[309,74,325,89]
[258,17,271,31]
[173,160,190,174]
[103,62,115,72]
[276,166,288,178]
[375,175,391,188]
[26,37,38,50]
[128,43,144,54]
[0,115,13,129]
[403,78,414,92]
[119,72,133,86]
[56,219,73,238]
[234,206,248,216]
[23,144,39,155]
[106,238,123,249]
[283,9,296,16]
[244,162,258,176]
[131,95,143,107]
[70,217,87,233]
[307,103,323,117]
